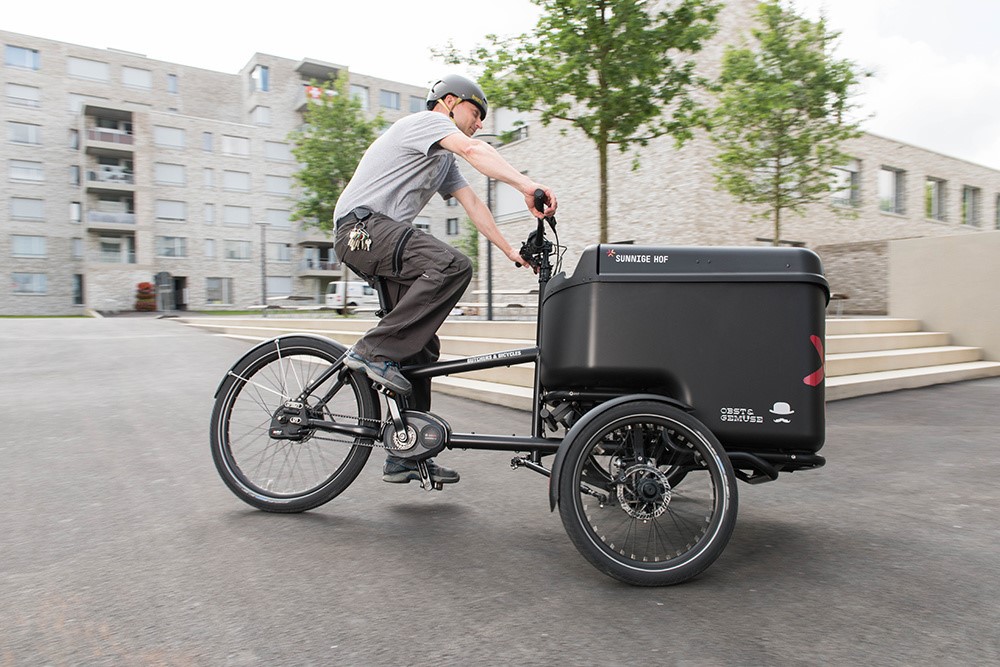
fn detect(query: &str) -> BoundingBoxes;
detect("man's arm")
[439,134,557,218]
[450,185,524,266]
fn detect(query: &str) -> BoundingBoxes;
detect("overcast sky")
[6,0,1000,170]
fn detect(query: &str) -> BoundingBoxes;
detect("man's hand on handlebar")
[524,185,557,219]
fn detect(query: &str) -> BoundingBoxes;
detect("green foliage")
[710,0,868,245]
[451,217,480,273]
[289,76,383,232]
[440,0,720,242]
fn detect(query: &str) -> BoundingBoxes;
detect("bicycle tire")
[558,401,738,586]
[210,335,378,513]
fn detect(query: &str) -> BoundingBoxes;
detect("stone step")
[826,345,984,377]
[826,361,1000,401]
[826,317,922,335]
[826,331,951,354]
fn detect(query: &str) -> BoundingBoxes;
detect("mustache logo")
[773,417,792,424]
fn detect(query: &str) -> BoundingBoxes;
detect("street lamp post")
[259,222,268,317]
[476,133,505,321]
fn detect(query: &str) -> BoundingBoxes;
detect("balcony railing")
[88,170,134,185]
[87,129,134,145]
[88,211,135,225]
[92,251,137,264]
[299,259,341,272]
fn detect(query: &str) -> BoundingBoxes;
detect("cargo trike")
[210,193,829,586]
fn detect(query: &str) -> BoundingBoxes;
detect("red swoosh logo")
[803,335,824,386]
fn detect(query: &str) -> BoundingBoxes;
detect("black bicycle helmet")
[426,74,488,121]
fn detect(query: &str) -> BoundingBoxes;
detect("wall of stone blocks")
[813,240,889,316]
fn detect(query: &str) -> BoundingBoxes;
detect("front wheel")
[210,336,379,512]
[558,401,738,586]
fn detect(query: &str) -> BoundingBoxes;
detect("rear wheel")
[210,336,378,512]
[558,401,737,586]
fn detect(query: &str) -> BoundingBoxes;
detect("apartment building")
[2,29,463,315]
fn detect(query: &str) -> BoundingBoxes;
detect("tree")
[710,1,868,245]
[441,0,720,243]
[289,75,383,232]
[451,217,480,274]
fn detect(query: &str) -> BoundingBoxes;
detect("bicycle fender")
[213,333,347,398]
[548,393,692,511]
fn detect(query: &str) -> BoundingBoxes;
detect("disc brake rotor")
[616,464,672,520]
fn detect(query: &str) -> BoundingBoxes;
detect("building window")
[206,277,234,305]
[410,95,425,113]
[250,65,270,92]
[224,240,251,260]
[70,201,81,224]
[5,45,40,70]
[962,186,981,226]
[154,162,186,186]
[830,160,860,208]
[69,129,79,149]
[925,178,946,221]
[202,132,213,151]
[267,242,292,262]
[156,236,188,257]
[223,206,251,227]
[203,168,214,188]
[265,175,290,195]
[153,125,185,149]
[11,197,44,220]
[6,82,41,107]
[221,135,250,156]
[380,90,400,110]
[10,159,44,182]
[12,272,47,294]
[446,218,459,235]
[223,170,251,192]
[72,238,83,259]
[264,141,292,161]
[73,274,84,305]
[266,276,293,297]
[167,73,178,94]
[11,235,46,258]
[266,209,291,228]
[69,165,80,185]
[878,167,905,215]
[252,106,271,125]
[350,85,369,111]
[122,66,152,89]
[155,199,187,222]
[204,203,215,225]
[67,56,110,81]
[8,121,42,145]
[414,216,431,233]
[204,239,216,258]
[446,197,459,207]
[98,235,135,264]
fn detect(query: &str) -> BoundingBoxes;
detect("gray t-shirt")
[333,111,470,224]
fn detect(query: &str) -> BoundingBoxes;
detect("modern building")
[2,29,464,315]
[5,0,1000,317]
[472,0,1000,313]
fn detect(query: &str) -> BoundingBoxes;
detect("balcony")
[84,128,135,158]
[86,210,136,232]
[85,166,135,194]
[298,258,343,277]
[90,250,136,265]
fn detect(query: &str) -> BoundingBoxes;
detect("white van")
[325,281,380,312]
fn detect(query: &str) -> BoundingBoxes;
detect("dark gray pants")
[335,213,472,410]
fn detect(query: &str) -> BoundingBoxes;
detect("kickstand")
[416,460,443,492]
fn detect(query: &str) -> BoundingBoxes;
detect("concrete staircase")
[175,315,1000,409]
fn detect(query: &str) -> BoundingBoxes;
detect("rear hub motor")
[617,464,672,520]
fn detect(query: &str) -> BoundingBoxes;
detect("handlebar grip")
[533,189,547,215]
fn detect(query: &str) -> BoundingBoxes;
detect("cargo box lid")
[546,244,829,301]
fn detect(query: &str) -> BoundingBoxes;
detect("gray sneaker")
[383,457,460,484]
[343,349,412,395]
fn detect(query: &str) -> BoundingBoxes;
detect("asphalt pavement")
[1,317,998,666]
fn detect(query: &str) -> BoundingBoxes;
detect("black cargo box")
[539,245,829,453]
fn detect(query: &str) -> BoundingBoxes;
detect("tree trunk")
[599,134,609,243]
[773,206,781,247]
